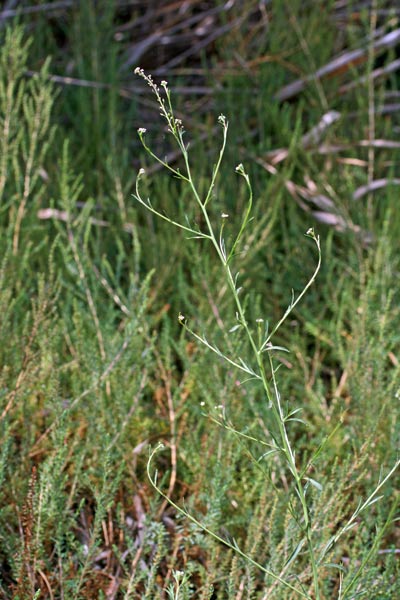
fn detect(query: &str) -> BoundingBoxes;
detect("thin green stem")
[203,116,228,207]
[268,353,321,598]
[135,70,323,598]
[147,444,309,599]
[181,146,321,597]
[227,165,253,263]
[341,496,399,599]
[261,231,321,352]
[134,170,210,238]
[139,137,188,180]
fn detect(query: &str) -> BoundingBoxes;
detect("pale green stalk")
[134,68,322,598]
[134,69,399,599]
[147,444,309,598]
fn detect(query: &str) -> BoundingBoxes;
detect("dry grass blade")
[339,58,400,94]
[121,1,236,69]
[37,207,136,233]
[353,178,400,200]
[275,28,400,102]
[0,0,73,19]
[252,154,373,241]
[0,0,19,26]
[153,15,244,74]
[265,110,341,165]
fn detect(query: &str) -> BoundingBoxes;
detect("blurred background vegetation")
[0,1,399,598]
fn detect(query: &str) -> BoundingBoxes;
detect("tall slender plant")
[134,69,399,599]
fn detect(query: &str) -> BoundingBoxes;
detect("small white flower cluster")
[134,67,160,94]
[235,163,245,174]
[135,67,184,136]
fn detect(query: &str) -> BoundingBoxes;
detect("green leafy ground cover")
[0,2,399,598]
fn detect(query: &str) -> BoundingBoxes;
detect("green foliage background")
[0,2,399,598]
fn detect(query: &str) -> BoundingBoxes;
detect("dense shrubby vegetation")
[0,2,399,598]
